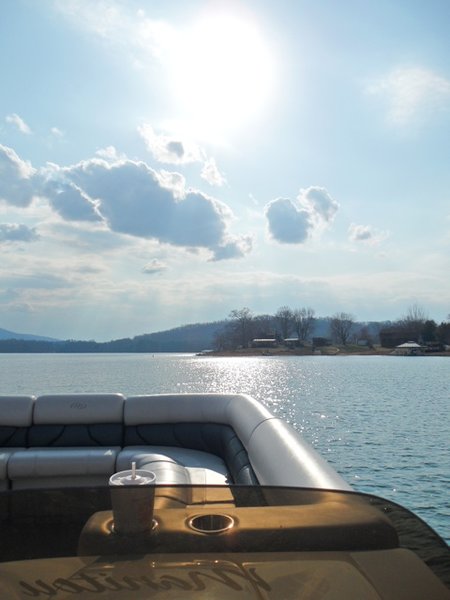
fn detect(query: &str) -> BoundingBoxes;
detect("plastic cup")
[109,465,156,535]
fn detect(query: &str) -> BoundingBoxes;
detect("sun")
[167,11,276,142]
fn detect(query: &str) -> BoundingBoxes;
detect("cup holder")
[188,514,235,535]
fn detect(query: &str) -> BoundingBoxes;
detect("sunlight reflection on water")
[0,353,448,542]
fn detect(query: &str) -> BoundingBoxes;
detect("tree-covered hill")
[0,321,228,353]
[0,327,60,342]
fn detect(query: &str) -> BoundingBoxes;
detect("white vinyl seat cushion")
[118,446,231,485]
[0,396,34,427]
[124,393,274,447]
[33,394,124,424]
[8,447,120,479]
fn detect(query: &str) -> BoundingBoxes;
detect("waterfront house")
[392,341,424,356]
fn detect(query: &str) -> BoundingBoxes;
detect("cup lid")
[109,469,156,486]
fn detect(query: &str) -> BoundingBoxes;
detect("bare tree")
[403,303,428,323]
[292,307,316,343]
[275,306,293,340]
[253,314,276,339]
[329,312,355,345]
[399,303,428,342]
[229,307,255,348]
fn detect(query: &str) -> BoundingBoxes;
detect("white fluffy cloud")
[155,170,186,199]
[50,127,64,137]
[265,186,339,244]
[209,235,252,261]
[367,67,450,126]
[201,158,226,187]
[142,259,167,274]
[301,187,339,223]
[0,223,39,243]
[138,124,203,165]
[5,113,32,134]
[0,144,250,261]
[43,181,101,222]
[265,198,311,244]
[0,144,37,207]
[139,125,226,187]
[95,146,122,161]
[348,223,388,245]
[61,159,232,248]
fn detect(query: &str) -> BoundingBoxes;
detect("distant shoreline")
[198,347,450,357]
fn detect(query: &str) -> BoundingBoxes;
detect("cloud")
[50,127,64,137]
[54,0,175,64]
[51,156,243,258]
[265,198,311,244]
[142,259,167,274]
[0,144,38,207]
[138,124,227,190]
[210,235,253,261]
[138,124,203,164]
[155,170,186,199]
[5,113,32,134]
[95,145,126,162]
[166,140,184,158]
[300,187,339,223]
[0,223,40,243]
[348,223,388,245]
[1,144,249,260]
[367,67,450,126]
[265,186,339,244]
[43,181,102,222]
[201,158,226,187]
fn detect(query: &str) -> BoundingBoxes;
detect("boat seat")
[8,447,120,489]
[27,393,124,447]
[124,395,259,485]
[0,396,35,490]
[6,394,125,489]
[0,393,352,492]
[117,446,231,485]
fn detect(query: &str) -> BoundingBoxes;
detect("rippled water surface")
[1,353,448,542]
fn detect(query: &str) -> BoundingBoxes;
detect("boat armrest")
[247,418,351,490]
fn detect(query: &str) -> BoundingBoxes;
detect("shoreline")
[199,347,450,357]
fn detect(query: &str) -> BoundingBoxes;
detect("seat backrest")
[124,393,274,447]
[0,396,35,447]
[28,394,125,447]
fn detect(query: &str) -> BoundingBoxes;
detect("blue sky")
[1,0,449,341]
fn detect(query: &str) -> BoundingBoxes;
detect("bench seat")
[117,446,231,485]
[0,393,351,492]
[8,447,120,489]
[0,394,249,490]
[0,395,35,490]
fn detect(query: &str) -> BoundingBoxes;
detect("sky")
[0,0,449,341]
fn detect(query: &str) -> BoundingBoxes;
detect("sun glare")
[168,11,276,141]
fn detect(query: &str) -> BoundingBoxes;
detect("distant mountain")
[102,321,227,352]
[0,327,60,342]
[0,321,227,353]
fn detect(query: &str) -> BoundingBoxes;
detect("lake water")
[1,352,448,543]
